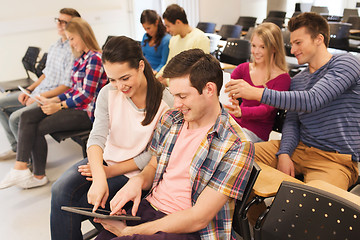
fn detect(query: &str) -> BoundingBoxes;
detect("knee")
[9,112,20,127]
[51,177,66,204]
[19,110,33,126]
[51,159,89,204]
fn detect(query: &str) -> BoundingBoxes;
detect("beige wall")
[1,0,133,81]
[2,0,359,82]
[199,0,268,28]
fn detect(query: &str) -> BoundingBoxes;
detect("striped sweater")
[261,53,360,162]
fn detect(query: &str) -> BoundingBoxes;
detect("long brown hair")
[65,17,101,57]
[251,22,288,82]
[102,36,164,126]
[140,10,167,51]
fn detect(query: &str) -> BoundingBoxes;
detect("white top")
[87,84,173,177]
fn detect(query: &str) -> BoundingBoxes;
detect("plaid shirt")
[150,106,254,240]
[33,38,73,95]
[58,50,107,121]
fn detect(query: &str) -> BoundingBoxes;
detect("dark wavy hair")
[140,10,167,51]
[102,36,164,126]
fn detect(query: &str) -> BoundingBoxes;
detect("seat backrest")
[292,11,301,18]
[343,8,359,22]
[35,53,47,78]
[244,27,254,41]
[272,109,286,133]
[233,162,261,236]
[218,24,243,40]
[235,17,257,31]
[22,46,41,77]
[220,38,250,65]
[262,17,284,29]
[322,15,342,22]
[347,16,360,30]
[328,22,351,50]
[254,181,360,240]
[329,22,351,39]
[310,6,329,15]
[196,22,216,33]
[267,11,286,19]
[281,28,292,56]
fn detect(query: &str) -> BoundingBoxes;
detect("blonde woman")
[225,22,291,142]
[0,17,107,189]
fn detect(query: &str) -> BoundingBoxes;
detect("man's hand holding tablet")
[18,86,44,105]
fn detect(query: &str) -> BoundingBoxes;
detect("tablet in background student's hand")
[18,85,44,105]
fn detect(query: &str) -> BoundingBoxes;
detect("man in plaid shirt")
[95,49,254,240]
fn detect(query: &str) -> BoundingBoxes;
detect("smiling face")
[56,13,72,38]
[251,34,270,65]
[169,76,211,126]
[142,21,158,38]
[104,61,146,99]
[66,31,88,54]
[164,19,180,36]
[290,26,319,65]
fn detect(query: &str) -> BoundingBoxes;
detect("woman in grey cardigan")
[50,36,173,240]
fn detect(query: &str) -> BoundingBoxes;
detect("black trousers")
[16,107,92,175]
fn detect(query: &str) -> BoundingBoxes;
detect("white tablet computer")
[61,206,141,221]
[219,71,232,106]
[18,85,44,105]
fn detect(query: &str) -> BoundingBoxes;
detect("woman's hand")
[40,102,61,115]
[88,177,110,212]
[225,79,263,101]
[224,98,242,118]
[37,96,62,115]
[78,163,94,181]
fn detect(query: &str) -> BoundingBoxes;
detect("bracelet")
[26,88,32,93]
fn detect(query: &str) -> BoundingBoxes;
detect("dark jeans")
[95,199,201,240]
[17,107,92,175]
[50,158,130,240]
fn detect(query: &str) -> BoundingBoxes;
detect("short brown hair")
[288,12,330,47]
[162,4,188,24]
[60,8,81,18]
[163,49,223,96]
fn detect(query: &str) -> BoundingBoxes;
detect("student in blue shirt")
[140,9,171,74]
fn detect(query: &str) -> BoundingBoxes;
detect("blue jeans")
[0,92,38,152]
[50,158,130,240]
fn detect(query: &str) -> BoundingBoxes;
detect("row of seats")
[0,47,91,159]
[0,47,47,93]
